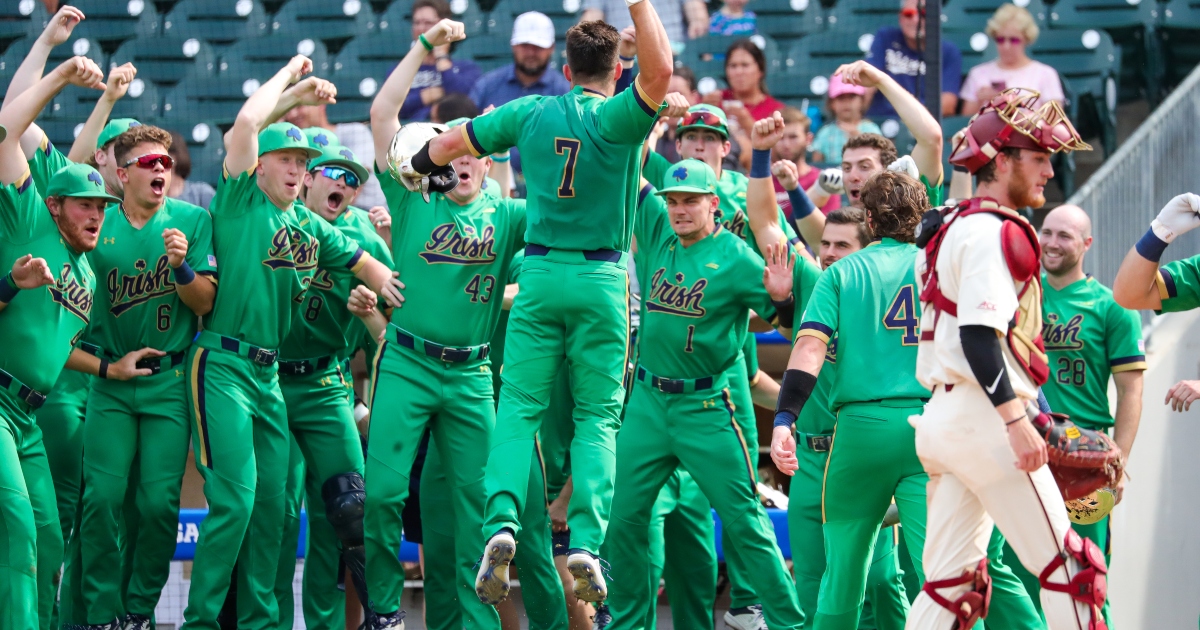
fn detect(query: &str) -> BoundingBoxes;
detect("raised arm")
[3,5,84,105]
[836,60,943,185]
[371,19,466,172]
[67,63,137,163]
[1113,194,1200,310]
[225,55,314,175]
[746,114,790,250]
[627,0,672,103]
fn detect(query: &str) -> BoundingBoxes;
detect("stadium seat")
[270,0,378,44]
[1156,0,1200,90]
[162,0,271,48]
[490,0,580,39]
[753,0,825,45]
[51,80,163,122]
[333,34,408,77]
[451,32,515,72]
[0,1,47,44]
[871,116,917,156]
[110,36,218,86]
[1023,28,1120,156]
[0,35,105,86]
[680,34,782,85]
[163,74,263,124]
[176,120,226,184]
[940,0,1049,33]
[37,119,87,153]
[784,28,877,72]
[824,0,900,33]
[1048,0,1162,103]
[218,35,331,77]
[324,70,377,123]
[767,60,846,105]
[65,0,161,47]
[943,29,997,85]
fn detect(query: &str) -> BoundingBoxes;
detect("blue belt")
[391,326,489,363]
[525,244,623,263]
[0,368,46,409]
[278,355,334,376]
[635,366,715,394]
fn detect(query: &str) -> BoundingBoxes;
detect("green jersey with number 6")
[796,239,929,410]
[378,166,527,347]
[460,80,662,252]
[1040,275,1145,429]
[632,185,778,379]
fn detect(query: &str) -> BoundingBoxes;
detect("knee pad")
[921,558,992,630]
[322,472,365,548]
[1039,529,1108,629]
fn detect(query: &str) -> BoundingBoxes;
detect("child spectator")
[811,74,882,164]
[710,0,757,36]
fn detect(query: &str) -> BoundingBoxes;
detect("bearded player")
[905,89,1106,630]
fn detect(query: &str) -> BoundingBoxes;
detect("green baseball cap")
[258,122,323,159]
[310,143,370,185]
[97,118,141,148]
[45,163,122,203]
[655,159,719,196]
[303,127,339,150]
[676,104,728,139]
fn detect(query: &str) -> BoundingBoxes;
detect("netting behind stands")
[153,560,307,630]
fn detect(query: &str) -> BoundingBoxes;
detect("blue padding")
[174,509,421,562]
[755,330,789,345]
[712,508,789,562]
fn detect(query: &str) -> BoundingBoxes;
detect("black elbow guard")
[959,325,1017,407]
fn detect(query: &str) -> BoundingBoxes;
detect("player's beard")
[1008,162,1046,209]
[1043,246,1081,276]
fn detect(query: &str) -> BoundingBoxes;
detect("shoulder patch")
[1000,220,1039,282]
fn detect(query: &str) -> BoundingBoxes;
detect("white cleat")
[475,531,516,605]
[567,551,609,603]
[724,604,767,630]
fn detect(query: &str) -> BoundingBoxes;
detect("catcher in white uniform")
[906,89,1119,630]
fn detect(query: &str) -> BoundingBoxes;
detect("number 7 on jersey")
[555,137,580,198]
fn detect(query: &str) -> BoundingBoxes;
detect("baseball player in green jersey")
[182,56,400,630]
[1003,205,1144,627]
[397,6,673,604]
[603,158,804,629]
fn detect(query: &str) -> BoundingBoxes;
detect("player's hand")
[834,60,887,89]
[380,271,406,309]
[661,92,691,119]
[762,243,795,302]
[282,55,314,84]
[1165,379,1200,412]
[887,155,919,180]
[289,76,337,106]
[1007,417,1049,472]
[56,56,105,91]
[1113,468,1126,505]
[817,168,844,195]
[102,63,137,103]
[39,5,85,47]
[347,284,378,318]
[424,19,466,48]
[109,347,167,381]
[771,426,799,476]
[1151,193,1200,243]
[10,254,54,289]
[162,228,189,268]
[548,494,569,533]
[772,160,799,192]
[619,25,638,60]
[750,111,785,151]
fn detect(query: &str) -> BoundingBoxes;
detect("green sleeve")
[507,251,524,284]
[921,174,944,206]
[632,184,670,253]
[28,133,73,192]
[1157,255,1200,313]
[304,210,366,275]
[796,266,840,344]
[597,79,662,145]
[793,257,822,313]
[375,163,420,216]
[1105,299,1147,373]
[643,151,671,190]
[211,167,260,217]
[184,205,218,275]
[503,198,528,253]
[0,174,53,244]
[462,97,539,156]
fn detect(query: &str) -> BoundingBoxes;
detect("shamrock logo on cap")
[286,127,303,142]
[339,148,355,160]
[672,166,688,181]
[313,133,329,147]
[88,171,103,187]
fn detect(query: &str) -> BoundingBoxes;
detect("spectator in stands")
[811,73,883,163]
[582,0,709,43]
[710,0,756,36]
[401,0,482,122]
[959,3,1064,115]
[866,0,962,117]
[469,12,571,110]
[703,39,783,169]
[283,103,385,209]
[166,130,215,210]
[430,92,479,125]
[772,107,840,216]
[652,65,743,171]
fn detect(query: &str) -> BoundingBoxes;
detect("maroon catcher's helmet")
[949,88,1091,174]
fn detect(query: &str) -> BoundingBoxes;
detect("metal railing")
[1068,63,1200,289]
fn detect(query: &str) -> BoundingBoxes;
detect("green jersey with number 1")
[461,80,662,252]
[796,239,929,410]
[1040,275,1146,429]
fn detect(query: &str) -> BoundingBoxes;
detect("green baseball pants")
[183,342,291,630]
[483,250,629,554]
[1003,517,1112,628]
[607,379,804,630]
[277,438,304,630]
[647,468,718,630]
[364,339,500,628]
[725,343,762,611]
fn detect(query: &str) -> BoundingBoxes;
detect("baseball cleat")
[122,614,152,630]
[724,604,767,630]
[475,531,516,605]
[567,550,609,603]
[372,610,406,629]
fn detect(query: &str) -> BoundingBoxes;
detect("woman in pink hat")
[811,73,882,164]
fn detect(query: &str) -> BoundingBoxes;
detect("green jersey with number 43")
[379,166,526,347]
[1040,275,1145,429]
[796,239,929,410]
[280,206,394,361]
[632,185,778,379]
[461,81,662,252]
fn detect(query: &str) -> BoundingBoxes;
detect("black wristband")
[776,369,818,417]
[771,295,796,329]
[0,273,19,303]
[98,359,110,379]
[410,141,439,176]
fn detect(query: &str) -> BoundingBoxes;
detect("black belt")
[799,432,832,452]
[635,366,714,394]
[132,351,186,375]
[215,335,278,366]
[391,327,490,363]
[0,368,46,410]
[278,356,333,376]
[525,244,623,263]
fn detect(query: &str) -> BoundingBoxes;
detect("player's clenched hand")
[380,271,406,309]
[1165,379,1200,412]
[834,60,887,89]
[282,55,314,83]
[56,56,105,90]
[162,229,189,268]
[40,5,85,47]
[1151,193,1200,243]
[103,63,137,103]
[772,160,799,191]
[619,26,637,60]
[290,77,337,106]
[1007,417,1048,472]
[817,168,844,195]
[887,155,919,180]
[762,243,794,302]
[771,426,799,476]
[750,111,785,151]
[347,285,378,318]
[661,92,691,119]
[424,19,466,48]
[10,254,54,289]
[110,347,167,381]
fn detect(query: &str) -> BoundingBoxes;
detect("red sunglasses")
[899,7,925,18]
[123,153,174,169]
[994,36,1023,45]
[680,110,724,128]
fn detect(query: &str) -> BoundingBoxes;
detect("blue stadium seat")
[174,120,226,185]
[1154,0,1198,90]
[270,0,378,44]
[0,35,105,86]
[110,36,218,86]
[1023,28,1121,155]
[324,70,377,123]
[334,34,407,77]
[163,74,262,124]
[162,0,271,48]
[753,0,825,45]
[824,0,900,33]
[490,0,580,39]
[0,1,48,43]
[940,0,1049,33]
[784,28,877,71]
[1048,0,1162,103]
[65,0,161,47]
[51,80,163,122]
[451,32,515,72]
[37,119,87,154]
[218,35,331,77]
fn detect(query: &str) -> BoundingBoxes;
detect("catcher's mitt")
[1029,410,1123,501]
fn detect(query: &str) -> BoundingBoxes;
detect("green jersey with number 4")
[461,81,661,252]
[796,239,929,410]
[379,166,527,347]
[1040,275,1145,429]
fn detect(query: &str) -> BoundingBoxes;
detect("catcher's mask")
[950,88,1091,174]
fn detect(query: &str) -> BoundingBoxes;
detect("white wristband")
[1151,218,1178,244]
[626,0,645,6]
